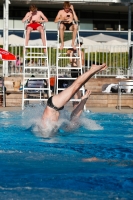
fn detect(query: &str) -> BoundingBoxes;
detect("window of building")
[120,12,128,20]
[80,11,93,19]
[93,20,120,31]
[0,7,3,18]
[93,11,119,20]
[80,19,93,30]
[120,21,128,31]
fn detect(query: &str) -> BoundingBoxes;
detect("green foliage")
[85,51,128,68]
[8,46,24,58]
[64,32,72,42]
[59,32,72,43]
[0,45,129,70]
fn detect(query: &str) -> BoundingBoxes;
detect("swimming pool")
[0,105,133,199]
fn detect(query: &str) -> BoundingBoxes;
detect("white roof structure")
[103,39,128,52]
[62,37,98,48]
[84,39,128,53]
[0,34,57,47]
[6,0,133,4]
[86,33,128,43]
[29,39,57,47]
[0,34,128,53]
[105,39,127,45]
[0,34,24,46]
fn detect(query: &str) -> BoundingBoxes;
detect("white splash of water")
[21,104,103,137]
[81,117,103,130]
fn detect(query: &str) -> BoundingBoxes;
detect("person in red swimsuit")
[22,5,48,53]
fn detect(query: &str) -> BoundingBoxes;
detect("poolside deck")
[0,77,133,112]
[0,106,133,114]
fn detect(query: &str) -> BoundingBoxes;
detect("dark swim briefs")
[61,22,73,30]
[47,96,64,111]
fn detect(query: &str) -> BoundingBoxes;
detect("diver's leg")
[70,90,91,120]
[52,63,107,108]
[73,90,81,109]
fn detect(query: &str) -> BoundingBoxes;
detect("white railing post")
[3,0,9,77]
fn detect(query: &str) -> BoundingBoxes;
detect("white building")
[0,0,133,41]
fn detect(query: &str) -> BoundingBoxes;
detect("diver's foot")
[82,90,91,100]
[90,63,107,73]
[60,43,64,50]
[82,157,99,162]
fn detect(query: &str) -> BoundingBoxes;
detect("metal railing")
[0,44,132,78]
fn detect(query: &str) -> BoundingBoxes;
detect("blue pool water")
[0,105,133,200]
